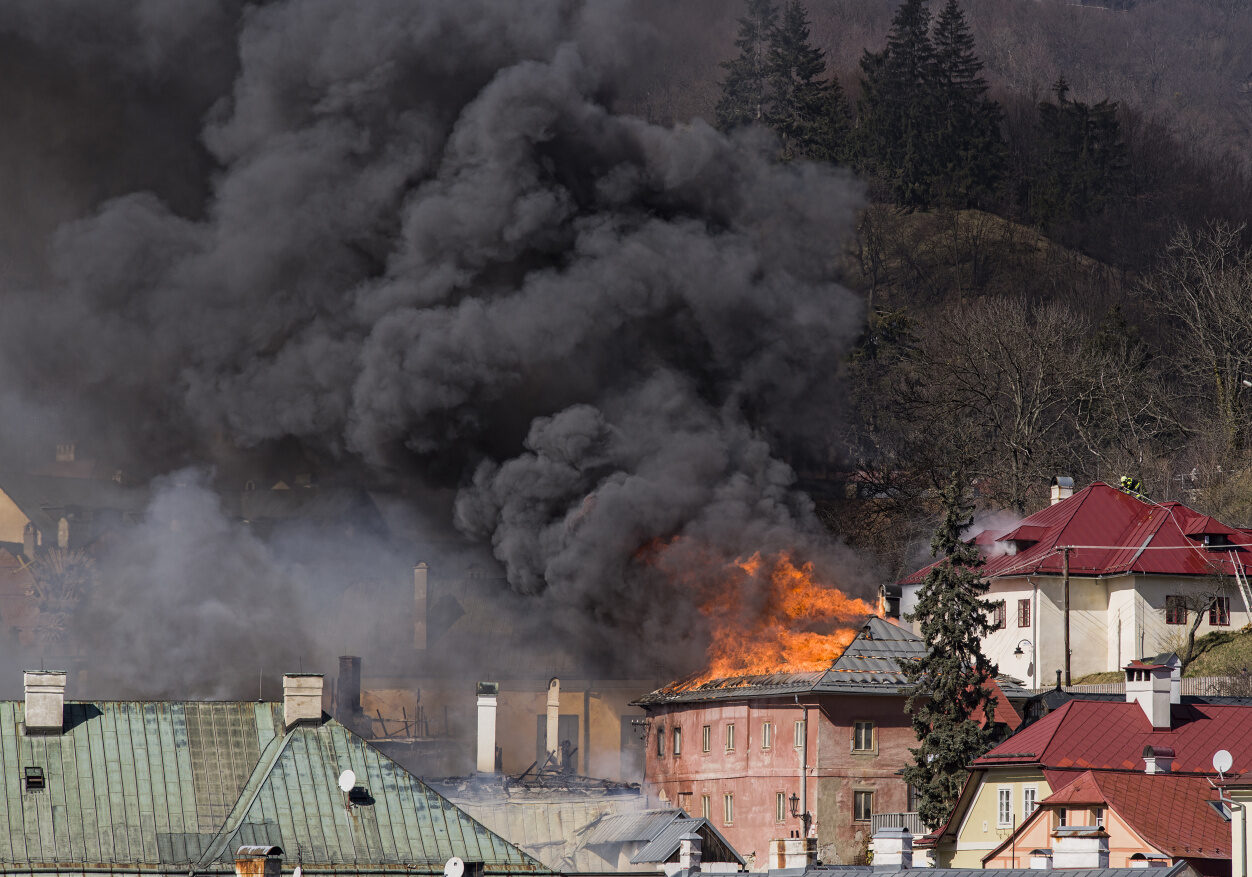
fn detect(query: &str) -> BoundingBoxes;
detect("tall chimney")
[678,832,703,873]
[24,670,66,734]
[282,674,324,729]
[1125,661,1171,729]
[476,681,499,773]
[1051,476,1074,505]
[336,656,362,718]
[413,563,428,650]
[546,677,561,766]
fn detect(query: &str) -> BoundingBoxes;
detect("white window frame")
[795,720,805,748]
[762,721,774,750]
[776,791,786,823]
[852,721,875,752]
[702,724,711,753]
[673,725,682,756]
[724,793,734,825]
[853,789,874,822]
[701,794,710,820]
[997,786,1013,828]
[656,725,665,757]
[1023,785,1038,817]
[725,723,735,751]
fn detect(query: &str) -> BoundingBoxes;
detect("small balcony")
[870,812,924,836]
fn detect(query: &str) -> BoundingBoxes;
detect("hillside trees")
[716,0,777,131]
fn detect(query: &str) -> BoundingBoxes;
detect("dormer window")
[1202,533,1233,549]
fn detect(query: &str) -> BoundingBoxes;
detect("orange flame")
[692,552,873,683]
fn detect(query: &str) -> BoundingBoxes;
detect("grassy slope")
[1071,626,1252,684]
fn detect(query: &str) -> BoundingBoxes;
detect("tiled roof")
[900,482,1252,584]
[1032,770,1229,860]
[0,700,544,873]
[975,698,1252,776]
[770,867,1188,877]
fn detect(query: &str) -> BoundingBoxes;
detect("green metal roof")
[0,701,546,875]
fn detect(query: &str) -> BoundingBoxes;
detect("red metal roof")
[1040,769,1230,860]
[975,699,1252,776]
[901,482,1252,584]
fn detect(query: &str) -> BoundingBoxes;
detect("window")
[795,720,805,748]
[1018,598,1031,628]
[907,784,919,813]
[1057,808,1067,827]
[656,725,665,757]
[997,787,1013,827]
[1023,786,1038,816]
[1094,807,1105,828]
[701,794,711,820]
[1166,595,1187,625]
[678,792,692,813]
[991,601,1006,629]
[673,726,682,756]
[776,791,787,822]
[853,721,875,752]
[724,793,734,825]
[725,723,735,751]
[1211,597,1231,627]
[702,724,711,753]
[853,790,874,822]
[762,721,774,749]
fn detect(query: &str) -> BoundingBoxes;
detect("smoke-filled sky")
[0,0,871,696]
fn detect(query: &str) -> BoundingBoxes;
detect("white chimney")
[24,671,66,734]
[477,681,499,773]
[1029,849,1054,870]
[1125,661,1172,729]
[282,674,324,729]
[1142,744,1175,774]
[871,827,913,869]
[546,677,561,765]
[1051,476,1075,505]
[413,562,428,650]
[769,838,816,870]
[1052,828,1109,869]
[678,832,703,873]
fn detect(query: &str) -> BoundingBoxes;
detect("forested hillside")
[619,0,1252,577]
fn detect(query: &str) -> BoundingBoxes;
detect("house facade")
[929,660,1251,877]
[635,617,1021,868]
[900,480,1252,686]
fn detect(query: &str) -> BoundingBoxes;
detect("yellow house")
[930,660,1252,869]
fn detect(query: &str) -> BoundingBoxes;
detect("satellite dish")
[338,769,357,793]
[1214,750,1234,776]
[445,857,465,877]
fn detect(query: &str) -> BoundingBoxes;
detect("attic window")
[1202,533,1233,548]
[24,766,44,791]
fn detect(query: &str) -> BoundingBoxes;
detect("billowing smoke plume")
[0,0,869,692]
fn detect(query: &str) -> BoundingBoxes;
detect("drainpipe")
[799,700,811,838]
[1029,576,1039,690]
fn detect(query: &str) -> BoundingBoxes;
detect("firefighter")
[1119,475,1143,495]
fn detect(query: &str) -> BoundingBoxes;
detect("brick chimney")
[476,681,499,773]
[1143,744,1175,774]
[24,671,66,734]
[1052,828,1109,869]
[1125,660,1172,729]
[234,845,283,877]
[1051,475,1074,505]
[282,674,324,729]
[678,832,702,873]
[871,827,913,869]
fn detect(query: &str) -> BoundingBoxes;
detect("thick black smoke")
[0,0,869,691]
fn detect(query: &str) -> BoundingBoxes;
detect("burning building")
[634,617,1023,869]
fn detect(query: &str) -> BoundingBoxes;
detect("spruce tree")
[903,476,1000,830]
[766,0,849,161]
[857,0,938,209]
[1032,77,1128,226]
[716,0,778,132]
[929,0,1004,206]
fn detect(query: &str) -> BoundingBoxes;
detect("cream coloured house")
[899,479,1252,687]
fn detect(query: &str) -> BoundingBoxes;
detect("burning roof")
[635,617,927,705]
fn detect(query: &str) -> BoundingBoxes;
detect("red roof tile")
[976,699,1252,776]
[901,482,1252,584]
[1041,770,1230,860]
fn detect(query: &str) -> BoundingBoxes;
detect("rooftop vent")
[23,766,44,791]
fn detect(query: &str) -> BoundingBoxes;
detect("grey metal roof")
[582,809,684,845]
[628,817,743,865]
[0,700,546,874]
